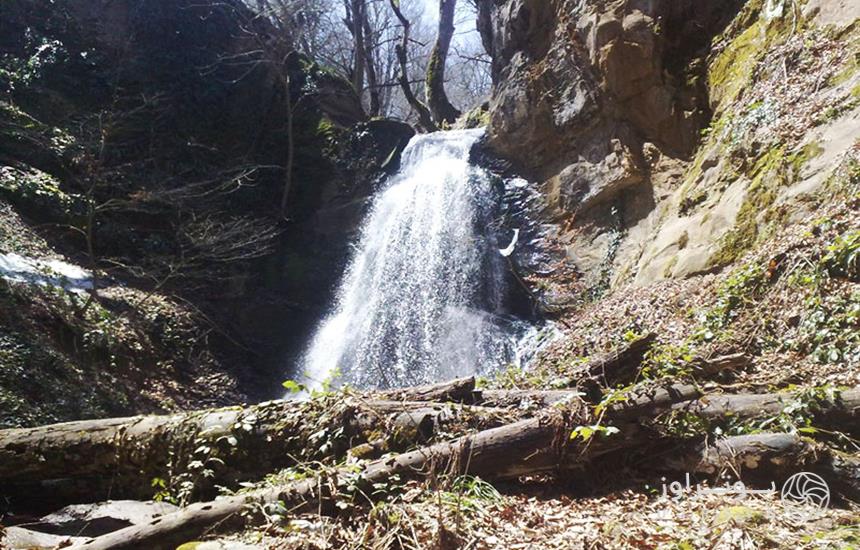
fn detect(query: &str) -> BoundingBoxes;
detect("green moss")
[426,48,442,91]
[710,142,822,267]
[457,106,490,129]
[709,21,767,111]
[793,141,824,170]
[710,148,783,266]
[714,506,765,526]
[708,1,800,114]
[663,255,679,278]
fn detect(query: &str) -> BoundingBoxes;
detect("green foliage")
[282,380,307,394]
[491,363,550,390]
[569,424,620,441]
[283,368,343,398]
[594,385,633,417]
[822,230,860,280]
[790,288,860,365]
[694,263,767,341]
[659,410,710,438]
[151,477,173,504]
[780,232,860,365]
[439,475,503,512]
[720,385,842,436]
[0,31,69,92]
[641,342,696,379]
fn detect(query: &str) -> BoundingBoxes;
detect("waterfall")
[300,129,535,391]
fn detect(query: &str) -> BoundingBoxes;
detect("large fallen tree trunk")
[0,397,507,509]
[70,385,709,549]
[73,384,860,549]
[376,376,476,403]
[574,333,657,394]
[671,387,860,432]
[73,411,579,549]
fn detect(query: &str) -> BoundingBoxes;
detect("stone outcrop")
[479,0,860,300]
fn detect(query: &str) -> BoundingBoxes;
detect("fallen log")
[71,384,710,549]
[0,396,507,509]
[477,389,584,408]
[477,383,702,416]
[70,382,860,548]
[71,409,578,550]
[671,386,860,432]
[605,383,701,419]
[576,333,657,393]
[690,353,750,378]
[376,336,656,409]
[665,433,860,502]
[668,432,811,477]
[376,376,476,403]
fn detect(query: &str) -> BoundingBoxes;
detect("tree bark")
[388,0,438,132]
[0,396,513,509]
[378,376,476,402]
[666,433,860,501]
[71,412,572,549]
[575,333,656,396]
[671,387,860,432]
[426,0,461,125]
[68,384,703,549]
[72,394,860,549]
[362,14,381,116]
[347,0,367,100]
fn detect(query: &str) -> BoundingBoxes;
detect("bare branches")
[388,0,437,132]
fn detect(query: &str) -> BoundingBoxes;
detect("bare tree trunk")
[280,71,294,218]
[388,0,438,132]
[672,388,860,431]
[346,0,367,101]
[62,383,755,550]
[667,433,860,501]
[426,0,461,125]
[362,14,381,117]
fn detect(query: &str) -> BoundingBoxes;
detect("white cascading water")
[300,129,533,391]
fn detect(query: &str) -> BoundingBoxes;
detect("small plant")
[569,424,620,441]
[659,410,710,438]
[715,385,842,437]
[439,475,502,512]
[640,342,696,379]
[788,289,860,366]
[822,230,860,281]
[694,263,767,341]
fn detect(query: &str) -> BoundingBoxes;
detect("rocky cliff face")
[479,0,859,388]
[479,0,860,302]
